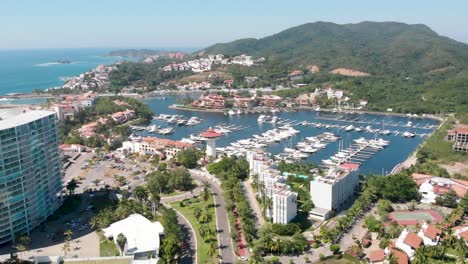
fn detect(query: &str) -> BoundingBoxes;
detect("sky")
[1,0,467,49]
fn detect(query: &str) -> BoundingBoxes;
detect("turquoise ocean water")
[0,48,118,95]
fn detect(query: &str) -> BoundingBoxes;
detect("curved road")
[189,170,237,264]
[161,171,236,264]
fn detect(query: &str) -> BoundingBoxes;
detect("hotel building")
[309,168,359,220]
[247,151,297,224]
[0,109,63,244]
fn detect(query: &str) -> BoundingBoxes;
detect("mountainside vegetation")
[201,21,468,77]
[201,21,468,114]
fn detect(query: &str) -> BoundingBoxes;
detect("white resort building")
[309,167,359,220]
[103,214,164,262]
[247,151,297,224]
[412,173,468,204]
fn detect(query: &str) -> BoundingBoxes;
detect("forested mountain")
[201,21,468,76]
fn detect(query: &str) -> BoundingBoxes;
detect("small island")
[55,59,71,64]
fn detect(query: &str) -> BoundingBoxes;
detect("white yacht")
[322,159,336,166]
[380,129,391,135]
[257,115,267,123]
[159,127,175,135]
[354,137,368,145]
[227,109,236,116]
[345,125,355,131]
[402,131,415,138]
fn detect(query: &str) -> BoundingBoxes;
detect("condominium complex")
[121,136,193,160]
[309,168,359,220]
[0,109,63,244]
[247,151,297,224]
[448,126,468,153]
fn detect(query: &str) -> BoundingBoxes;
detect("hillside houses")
[191,94,225,109]
[78,117,109,138]
[295,93,318,106]
[61,64,116,90]
[51,92,98,121]
[162,53,259,73]
[111,109,136,124]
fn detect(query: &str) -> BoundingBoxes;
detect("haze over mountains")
[201,21,468,76]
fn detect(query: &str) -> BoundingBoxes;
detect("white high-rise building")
[309,168,359,220]
[247,151,297,224]
[0,109,63,243]
[271,188,297,224]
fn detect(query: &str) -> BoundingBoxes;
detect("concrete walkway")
[242,181,265,227]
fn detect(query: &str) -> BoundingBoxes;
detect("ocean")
[0,48,118,95]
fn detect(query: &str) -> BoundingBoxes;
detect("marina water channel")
[137,95,439,176]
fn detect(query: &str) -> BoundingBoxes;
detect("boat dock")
[315,115,436,130]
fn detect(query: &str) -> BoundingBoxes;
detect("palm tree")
[133,185,148,203]
[66,179,78,196]
[207,240,218,258]
[149,193,160,217]
[61,241,71,257]
[116,233,127,256]
[455,238,467,253]
[387,221,401,238]
[194,207,202,222]
[443,228,457,247]
[201,186,211,202]
[199,224,209,241]
[387,252,398,264]
[200,211,212,223]
[412,247,428,264]
[63,229,73,241]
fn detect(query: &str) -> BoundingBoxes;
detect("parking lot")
[63,152,154,194]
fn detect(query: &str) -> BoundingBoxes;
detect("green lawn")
[169,196,218,264]
[419,118,468,164]
[313,254,360,264]
[97,231,120,257]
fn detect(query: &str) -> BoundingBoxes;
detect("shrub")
[330,244,341,254]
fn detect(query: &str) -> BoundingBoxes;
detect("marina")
[136,96,440,175]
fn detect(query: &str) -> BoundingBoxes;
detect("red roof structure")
[368,249,385,262]
[341,163,360,171]
[390,249,408,264]
[424,225,441,240]
[201,128,221,138]
[403,232,423,249]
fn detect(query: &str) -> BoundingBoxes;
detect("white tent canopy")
[103,214,164,255]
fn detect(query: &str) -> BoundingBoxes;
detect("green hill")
[200,21,468,76]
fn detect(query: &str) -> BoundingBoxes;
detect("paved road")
[160,184,202,204]
[242,181,265,227]
[189,170,237,264]
[163,204,197,264]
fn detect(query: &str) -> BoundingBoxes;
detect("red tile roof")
[424,225,441,240]
[411,173,434,186]
[403,232,423,249]
[460,231,468,241]
[201,128,221,138]
[390,249,408,264]
[455,127,468,134]
[369,249,385,262]
[341,163,360,171]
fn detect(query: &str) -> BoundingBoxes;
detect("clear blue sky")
[1,0,467,49]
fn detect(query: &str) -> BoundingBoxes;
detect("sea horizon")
[0,47,199,96]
